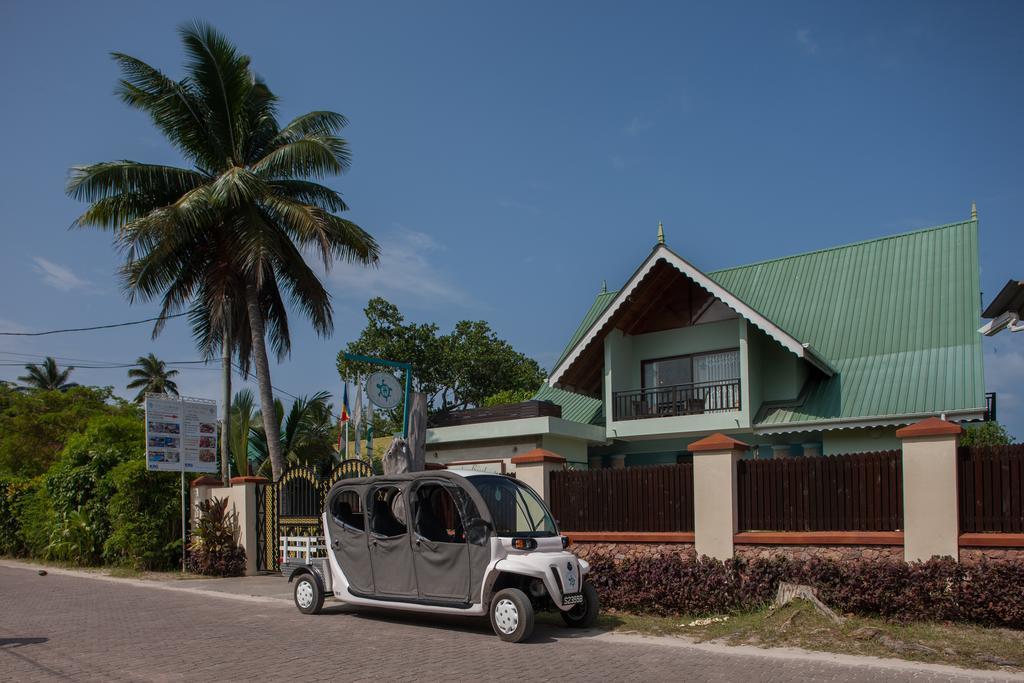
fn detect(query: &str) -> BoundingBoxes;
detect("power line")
[0,312,190,337]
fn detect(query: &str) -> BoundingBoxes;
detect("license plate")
[562,593,583,606]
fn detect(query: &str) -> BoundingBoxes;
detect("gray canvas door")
[367,484,418,598]
[326,485,374,595]
[409,481,471,602]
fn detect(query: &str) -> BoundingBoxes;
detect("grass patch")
[540,602,1024,672]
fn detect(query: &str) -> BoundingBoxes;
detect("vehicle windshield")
[466,475,558,537]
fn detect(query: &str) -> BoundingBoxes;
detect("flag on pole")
[337,381,350,453]
[366,397,374,457]
[353,376,363,458]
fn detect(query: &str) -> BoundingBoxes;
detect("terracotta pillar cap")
[511,448,566,464]
[230,476,269,484]
[190,476,223,488]
[688,433,751,453]
[895,417,962,439]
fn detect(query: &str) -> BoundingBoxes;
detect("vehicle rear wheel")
[490,588,534,643]
[294,574,324,615]
[560,581,599,628]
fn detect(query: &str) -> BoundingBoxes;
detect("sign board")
[145,395,219,473]
[366,371,403,410]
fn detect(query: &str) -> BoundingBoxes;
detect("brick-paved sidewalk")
[0,561,1016,682]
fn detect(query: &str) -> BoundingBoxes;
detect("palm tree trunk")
[245,282,285,480]
[221,322,232,484]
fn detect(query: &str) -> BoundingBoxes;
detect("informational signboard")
[366,371,403,410]
[145,395,219,473]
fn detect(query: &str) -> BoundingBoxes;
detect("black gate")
[256,459,375,572]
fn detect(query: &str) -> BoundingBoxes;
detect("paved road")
[0,565,1013,682]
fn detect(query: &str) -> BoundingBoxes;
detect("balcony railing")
[612,379,742,421]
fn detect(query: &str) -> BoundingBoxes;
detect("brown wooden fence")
[737,451,903,532]
[958,444,1024,533]
[550,464,694,532]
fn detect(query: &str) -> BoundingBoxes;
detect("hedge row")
[586,554,1024,629]
[0,415,182,570]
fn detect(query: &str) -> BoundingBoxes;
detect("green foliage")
[251,391,337,475]
[960,421,1014,447]
[481,388,536,407]
[0,384,139,478]
[0,476,36,556]
[46,507,100,565]
[187,497,246,576]
[45,414,145,555]
[338,297,546,423]
[230,389,256,477]
[14,481,55,559]
[103,460,181,570]
[126,353,180,403]
[17,357,75,390]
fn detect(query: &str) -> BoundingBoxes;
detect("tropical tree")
[250,391,337,475]
[126,353,180,402]
[67,22,379,480]
[18,357,75,391]
[228,388,256,477]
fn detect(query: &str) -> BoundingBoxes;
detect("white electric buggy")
[283,469,599,642]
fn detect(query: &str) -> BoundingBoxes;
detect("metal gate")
[256,459,375,572]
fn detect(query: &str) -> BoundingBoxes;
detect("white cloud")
[796,28,818,55]
[624,116,653,136]
[983,340,1024,438]
[325,227,470,309]
[32,257,91,292]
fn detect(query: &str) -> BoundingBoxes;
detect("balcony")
[612,379,742,421]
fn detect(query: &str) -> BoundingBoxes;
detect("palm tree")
[229,388,257,477]
[67,22,379,480]
[18,357,75,390]
[251,391,336,475]
[126,353,180,402]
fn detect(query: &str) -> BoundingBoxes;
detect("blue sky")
[1,1,1022,436]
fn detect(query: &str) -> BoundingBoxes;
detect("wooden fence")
[958,444,1024,533]
[550,464,694,532]
[737,451,903,532]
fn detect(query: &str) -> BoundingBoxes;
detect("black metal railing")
[612,379,741,421]
[985,392,997,422]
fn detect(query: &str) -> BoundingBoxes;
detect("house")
[426,211,991,470]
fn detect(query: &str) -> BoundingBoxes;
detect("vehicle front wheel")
[294,574,324,615]
[490,588,535,643]
[560,581,599,628]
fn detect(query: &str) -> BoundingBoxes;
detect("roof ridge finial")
[600,279,607,294]
[971,200,978,221]
[657,221,665,245]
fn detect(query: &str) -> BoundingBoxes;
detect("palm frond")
[250,136,350,179]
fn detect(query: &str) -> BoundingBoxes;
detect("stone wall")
[571,542,696,563]
[573,540,1024,565]
[734,544,903,564]
[959,547,1024,563]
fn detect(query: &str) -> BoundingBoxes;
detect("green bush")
[104,460,181,570]
[0,476,30,555]
[45,414,145,563]
[46,507,101,564]
[13,480,55,558]
[187,497,246,577]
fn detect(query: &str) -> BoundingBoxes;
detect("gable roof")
[548,246,835,388]
[544,219,986,431]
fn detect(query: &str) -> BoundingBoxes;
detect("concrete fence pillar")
[588,455,604,470]
[193,476,267,576]
[510,448,566,504]
[896,417,961,562]
[771,444,792,459]
[689,433,749,561]
[610,454,627,470]
[801,442,823,458]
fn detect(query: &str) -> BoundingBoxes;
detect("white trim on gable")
[548,245,835,387]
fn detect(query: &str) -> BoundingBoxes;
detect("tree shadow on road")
[0,637,48,647]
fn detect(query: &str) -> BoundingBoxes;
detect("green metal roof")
[546,219,985,430]
[709,219,985,429]
[533,382,604,426]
